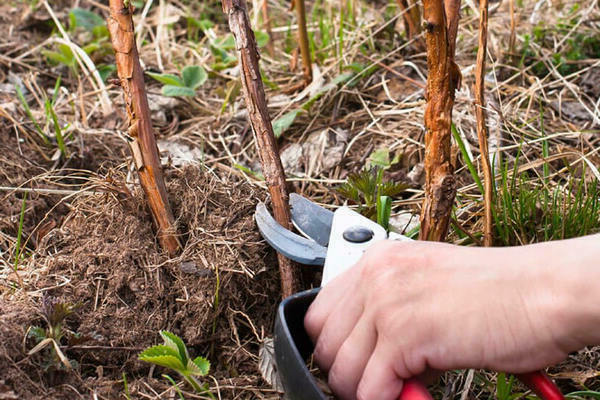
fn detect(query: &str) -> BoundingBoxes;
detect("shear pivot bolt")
[343,226,374,243]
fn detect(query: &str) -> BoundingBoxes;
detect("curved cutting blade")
[289,194,334,247]
[255,202,327,265]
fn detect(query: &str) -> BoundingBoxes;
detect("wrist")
[531,236,600,350]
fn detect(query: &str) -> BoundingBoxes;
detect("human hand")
[304,238,597,400]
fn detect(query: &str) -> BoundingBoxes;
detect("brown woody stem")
[294,0,313,86]
[222,0,301,297]
[395,0,423,44]
[474,0,494,246]
[107,0,181,256]
[419,0,461,242]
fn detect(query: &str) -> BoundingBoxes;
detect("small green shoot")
[122,373,132,400]
[13,192,27,272]
[337,167,407,224]
[15,86,49,144]
[139,331,212,395]
[147,66,208,97]
[162,374,186,400]
[493,164,600,245]
[376,195,392,231]
[496,372,518,400]
[451,124,483,193]
[45,99,67,157]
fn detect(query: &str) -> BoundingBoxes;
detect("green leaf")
[97,64,116,82]
[45,99,67,157]
[160,331,189,364]
[141,354,186,372]
[27,326,47,343]
[182,66,207,90]
[146,72,184,87]
[139,344,180,360]
[139,345,185,371]
[272,109,303,138]
[214,34,236,50]
[92,25,110,39]
[162,85,196,97]
[187,356,210,376]
[368,148,399,169]
[331,72,355,85]
[376,196,392,231]
[69,8,105,31]
[255,31,270,48]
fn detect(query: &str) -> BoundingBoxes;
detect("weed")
[147,66,208,97]
[13,193,27,272]
[27,295,80,371]
[139,331,214,397]
[493,165,600,246]
[15,86,49,144]
[337,166,408,225]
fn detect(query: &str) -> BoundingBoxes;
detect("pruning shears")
[255,194,565,400]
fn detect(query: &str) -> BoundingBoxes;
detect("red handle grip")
[397,378,433,400]
[516,371,564,400]
[396,372,562,400]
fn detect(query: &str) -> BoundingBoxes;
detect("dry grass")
[0,0,599,398]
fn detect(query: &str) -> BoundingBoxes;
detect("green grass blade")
[162,374,186,400]
[45,99,67,157]
[451,124,484,193]
[16,86,49,144]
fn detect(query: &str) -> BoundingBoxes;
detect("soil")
[1,163,281,399]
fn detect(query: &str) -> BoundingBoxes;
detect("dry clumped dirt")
[0,166,281,399]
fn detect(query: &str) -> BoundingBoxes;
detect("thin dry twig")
[474,0,493,246]
[221,0,301,297]
[107,0,181,256]
[293,0,313,87]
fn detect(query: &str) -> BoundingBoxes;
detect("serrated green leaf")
[182,66,207,90]
[160,331,189,364]
[272,109,303,138]
[146,72,184,87]
[140,354,186,372]
[162,85,196,97]
[139,344,180,360]
[69,8,105,31]
[187,356,210,376]
[27,326,47,343]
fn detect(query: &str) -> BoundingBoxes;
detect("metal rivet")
[342,226,374,243]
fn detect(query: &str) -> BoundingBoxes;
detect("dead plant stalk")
[419,0,462,241]
[222,0,301,297]
[474,0,494,246]
[107,0,181,256]
[294,0,313,86]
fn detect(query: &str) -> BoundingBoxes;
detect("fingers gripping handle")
[397,379,433,400]
[516,372,564,400]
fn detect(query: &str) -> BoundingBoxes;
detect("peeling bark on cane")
[107,0,181,256]
[419,0,461,242]
[221,0,301,297]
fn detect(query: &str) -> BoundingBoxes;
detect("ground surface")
[0,0,599,398]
